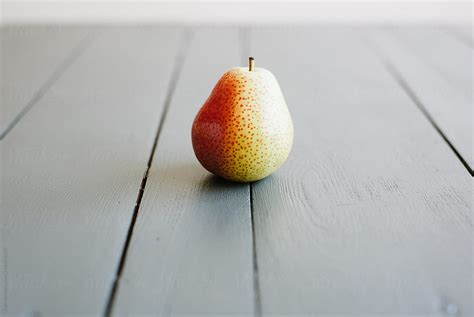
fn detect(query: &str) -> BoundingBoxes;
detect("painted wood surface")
[386,27,472,101]
[448,24,473,47]
[249,26,472,316]
[113,28,255,316]
[0,26,90,137]
[1,27,181,315]
[1,26,471,316]
[369,27,473,172]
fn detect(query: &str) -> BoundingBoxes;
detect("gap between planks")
[103,28,193,317]
[250,182,262,317]
[0,30,97,140]
[364,33,474,177]
[240,26,263,317]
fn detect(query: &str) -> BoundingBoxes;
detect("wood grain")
[113,28,255,316]
[0,26,90,137]
[249,26,472,316]
[1,27,181,315]
[369,27,473,171]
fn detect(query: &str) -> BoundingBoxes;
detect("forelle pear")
[192,57,293,182]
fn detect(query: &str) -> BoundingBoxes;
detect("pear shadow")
[144,160,253,200]
[200,169,276,188]
[198,171,278,199]
[200,173,249,191]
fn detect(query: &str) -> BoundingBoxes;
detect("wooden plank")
[0,26,89,136]
[369,27,473,171]
[113,28,254,315]
[250,26,472,316]
[390,27,472,101]
[448,24,473,47]
[1,27,181,315]
[0,143,6,314]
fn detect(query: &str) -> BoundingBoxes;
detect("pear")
[192,57,293,182]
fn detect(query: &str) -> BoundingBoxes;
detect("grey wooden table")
[1,25,472,317]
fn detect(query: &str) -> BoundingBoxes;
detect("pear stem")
[249,57,254,71]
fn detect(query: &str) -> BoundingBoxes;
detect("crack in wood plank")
[103,28,194,317]
[250,182,262,317]
[240,26,262,317]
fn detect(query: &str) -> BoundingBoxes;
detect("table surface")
[1,25,472,316]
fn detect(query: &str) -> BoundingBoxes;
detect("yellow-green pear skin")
[192,63,293,182]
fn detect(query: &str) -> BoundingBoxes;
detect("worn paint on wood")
[249,26,472,316]
[113,28,255,315]
[1,26,471,316]
[1,27,181,315]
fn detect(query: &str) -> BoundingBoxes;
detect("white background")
[1,0,472,25]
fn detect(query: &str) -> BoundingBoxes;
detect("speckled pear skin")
[192,66,293,182]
